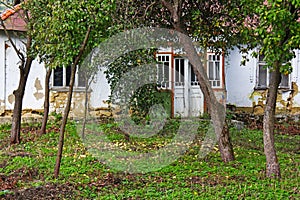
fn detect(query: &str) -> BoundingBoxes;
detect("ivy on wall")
[104,48,170,123]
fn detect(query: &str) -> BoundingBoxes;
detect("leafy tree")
[26,0,115,177]
[0,1,35,144]
[114,0,237,162]
[238,0,300,178]
[104,49,165,124]
[116,0,300,178]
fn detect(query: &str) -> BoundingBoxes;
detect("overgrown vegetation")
[0,119,299,199]
[104,49,169,123]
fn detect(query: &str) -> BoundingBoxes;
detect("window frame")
[51,66,86,91]
[207,52,223,88]
[156,54,172,89]
[256,54,290,90]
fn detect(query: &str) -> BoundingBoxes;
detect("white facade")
[226,47,300,113]
[2,29,300,117]
[0,35,211,117]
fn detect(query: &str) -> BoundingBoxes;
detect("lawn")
[0,118,299,199]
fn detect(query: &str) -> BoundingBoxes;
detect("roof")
[0,4,26,31]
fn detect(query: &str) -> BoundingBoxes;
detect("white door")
[174,58,204,117]
[188,63,204,117]
[156,54,204,117]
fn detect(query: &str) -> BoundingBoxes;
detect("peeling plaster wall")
[2,33,45,111]
[3,34,19,110]
[1,28,110,116]
[50,91,96,118]
[49,90,113,118]
[226,47,300,114]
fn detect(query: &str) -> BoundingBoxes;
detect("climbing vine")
[105,49,167,123]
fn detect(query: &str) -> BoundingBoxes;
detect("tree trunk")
[81,74,89,140]
[263,62,281,178]
[54,26,91,178]
[39,68,52,136]
[175,29,234,162]
[161,0,234,162]
[54,65,77,178]
[11,90,24,144]
[218,122,235,162]
[10,58,33,145]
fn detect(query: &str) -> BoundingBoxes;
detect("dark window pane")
[66,66,71,86]
[54,67,63,86]
[280,74,289,88]
[157,56,161,62]
[157,64,163,83]
[78,71,86,87]
[180,59,184,77]
[164,65,169,81]
[258,65,267,87]
[208,62,214,80]
[215,62,220,80]
[175,59,179,82]
[191,67,196,82]
[259,54,265,62]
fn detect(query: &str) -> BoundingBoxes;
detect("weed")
[0,120,299,199]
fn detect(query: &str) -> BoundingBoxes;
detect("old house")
[226,48,300,114]
[1,4,300,121]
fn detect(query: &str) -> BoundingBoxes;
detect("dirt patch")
[87,172,122,191]
[1,183,75,200]
[232,112,300,135]
[274,123,300,135]
[0,168,38,191]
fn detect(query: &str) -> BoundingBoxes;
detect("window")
[207,53,222,88]
[156,55,171,89]
[256,54,289,89]
[190,63,199,86]
[52,66,85,89]
[174,58,185,86]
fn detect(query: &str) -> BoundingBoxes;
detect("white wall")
[0,33,6,112]
[1,33,45,111]
[3,31,300,115]
[226,47,300,110]
[226,47,256,107]
[89,69,110,109]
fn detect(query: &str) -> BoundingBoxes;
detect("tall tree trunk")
[10,58,33,144]
[263,62,281,178]
[11,89,24,144]
[181,38,234,162]
[81,74,89,140]
[161,0,234,162]
[54,65,77,178]
[3,15,33,145]
[54,26,91,178]
[39,68,52,136]
[218,122,235,162]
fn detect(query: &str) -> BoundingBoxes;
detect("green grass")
[0,120,299,199]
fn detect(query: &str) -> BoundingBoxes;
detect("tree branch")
[0,18,24,62]
[73,26,92,67]
[142,1,156,19]
[160,0,180,25]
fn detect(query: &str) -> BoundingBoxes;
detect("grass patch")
[0,119,299,199]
